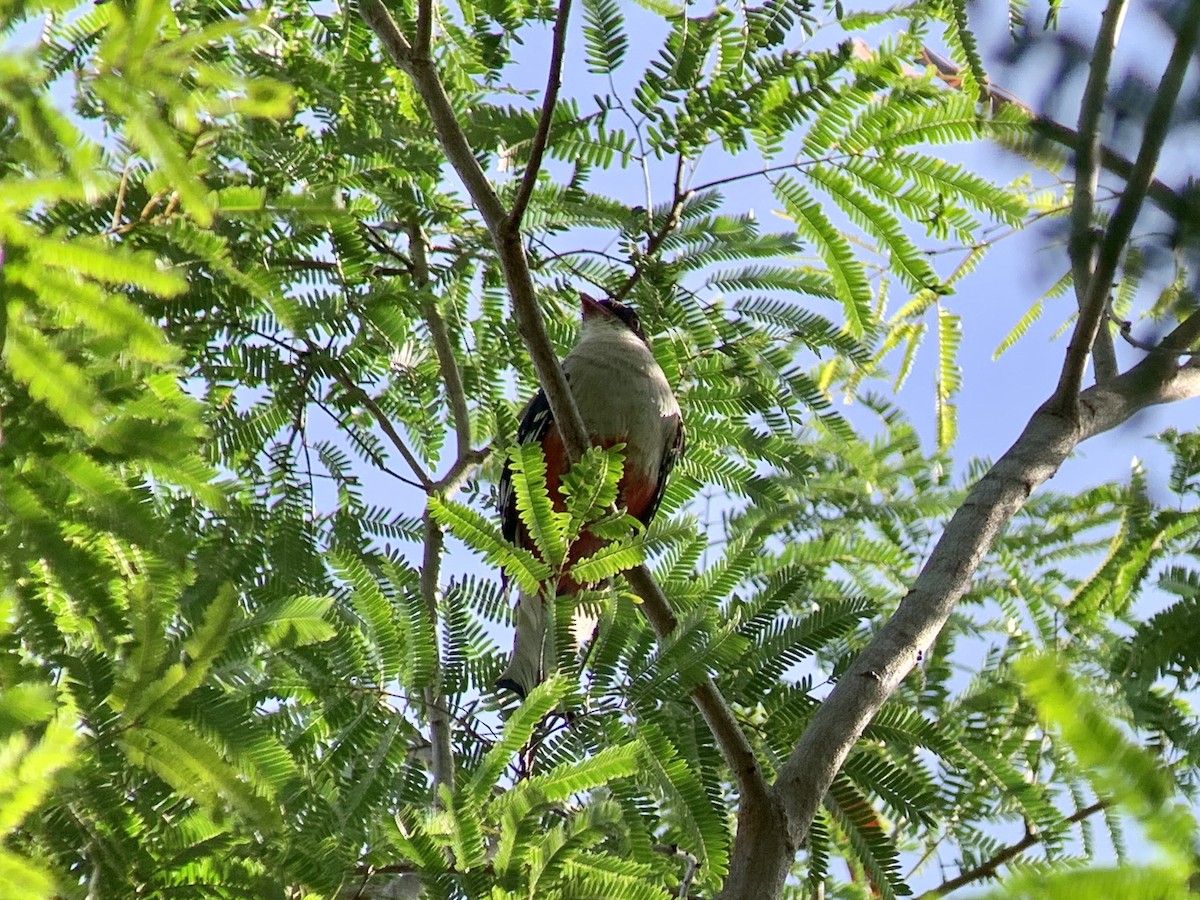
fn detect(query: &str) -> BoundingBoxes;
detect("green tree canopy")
[3,0,1200,898]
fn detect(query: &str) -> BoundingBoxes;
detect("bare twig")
[611,167,692,304]
[917,801,1110,898]
[309,396,427,490]
[1068,0,1127,385]
[272,258,411,278]
[690,159,816,195]
[1053,0,1200,412]
[110,157,132,232]
[917,47,1198,232]
[324,356,434,490]
[655,844,701,899]
[361,1,508,228]
[408,220,473,460]
[508,0,572,229]
[1110,307,1200,357]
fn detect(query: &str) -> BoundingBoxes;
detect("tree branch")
[409,220,473,460]
[918,801,1109,898]
[360,0,508,230]
[360,0,588,463]
[713,339,1200,900]
[626,567,770,806]
[1053,0,1200,412]
[415,0,432,55]
[273,258,411,279]
[508,0,572,230]
[421,507,456,799]
[360,0,761,821]
[916,48,1199,233]
[1067,0,1127,386]
[324,355,434,491]
[611,171,691,304]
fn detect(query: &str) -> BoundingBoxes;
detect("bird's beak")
[580,293,607,319]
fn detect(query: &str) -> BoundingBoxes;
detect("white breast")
[562,317,680,477]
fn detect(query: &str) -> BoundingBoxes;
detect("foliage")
[2,0,1198,898]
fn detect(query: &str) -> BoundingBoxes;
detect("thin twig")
[409,220,473,458]
[508,0,572,229]
[434,446,491,494]
[310,397,427,490]
[360,0,584,460]
[1053,0,1200,412]
[272,258,411,278]
[917,801,1109,898]
[421,507,456,799]
[110,157,132,232]
[323,354,434,490]
[917,47,1197,231]
[690,159,816,195]
[1068,0,1127,385]
[611,168,692,304]
[1110,308,1200,357]
[361,0,507,227]
[655,843,700,899]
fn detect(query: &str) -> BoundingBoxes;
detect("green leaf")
[462,677,567,809]
[638,724,729,879]
[935,305,961,451]
[429,495,552,592]
[0,709,77,835]
[1017,654,1198,888]
[233,594,336,648]
[570,541,645,584]
[581,0,628,74]
[509,442,569,569]
[121,714,277,827]
[774,176,872,336]
[118,583,240,721]
[560,444,625,543]
[4,314,102,433]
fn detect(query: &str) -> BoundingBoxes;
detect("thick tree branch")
[715,349,1200,900]
[1052,1,1200,411]
[918,801,1109,898]
[508,0,572,230]
[1068,0,1127,385]
[415,0,432,55]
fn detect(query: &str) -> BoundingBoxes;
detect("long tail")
[496,590,600,700]
[496,590,545,700]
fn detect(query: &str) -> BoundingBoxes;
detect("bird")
[496,293,684,699]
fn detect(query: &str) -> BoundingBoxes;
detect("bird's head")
[580,293,646,342]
